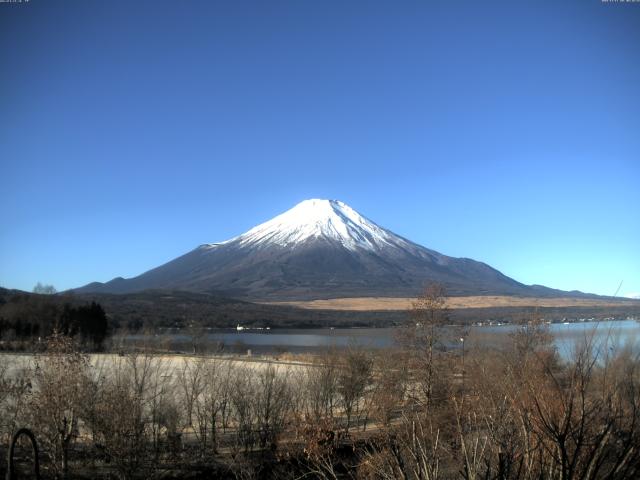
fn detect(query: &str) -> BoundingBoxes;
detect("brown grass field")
[264,296,640,311]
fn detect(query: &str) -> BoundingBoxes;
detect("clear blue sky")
[1,0,638,297]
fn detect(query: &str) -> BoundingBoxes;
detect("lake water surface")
[127,319,640,359]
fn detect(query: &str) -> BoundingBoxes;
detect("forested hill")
[0,287,108,348]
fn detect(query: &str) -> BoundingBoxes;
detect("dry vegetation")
[266,296,640,311]
[1,285,639,479]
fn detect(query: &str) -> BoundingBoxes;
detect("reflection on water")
[124,320,640,358]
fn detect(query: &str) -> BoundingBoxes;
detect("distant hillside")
[73,289,391,329]
[68,289,640,329]
[2,288,639,332]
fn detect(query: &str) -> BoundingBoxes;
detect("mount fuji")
[76,199,571,300]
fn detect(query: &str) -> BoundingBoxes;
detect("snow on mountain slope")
[204,199,414,252]
[75,199,573,300]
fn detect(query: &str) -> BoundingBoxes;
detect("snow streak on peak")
[214,199,413,252]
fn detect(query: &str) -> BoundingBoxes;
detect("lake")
[122,319,640,359]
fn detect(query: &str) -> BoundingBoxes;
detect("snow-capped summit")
[217,199,412,252]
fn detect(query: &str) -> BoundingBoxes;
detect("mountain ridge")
[75,199,602,300]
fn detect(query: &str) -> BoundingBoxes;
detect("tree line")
[0,291,109,350]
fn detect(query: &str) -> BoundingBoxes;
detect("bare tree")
[370,351,409,429]
[83,352,166,480]
[177,356,205,439]
[90,375,147,479]
[181,357,232,456]
[0,356,32,446]
[524,344,640,480]
[185,320,206,354]
[195,358,231,453]
[33,282,57,295]
[402,282,448,407]
[29,332,89,478]
[304,350,340,421]
[254,364,292,450]
[358,409,444,480]
[288,415,347,480]
[230,366,258,454]
[145,356,176,460]
[338,348,373,432]
[509,308,555,370]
